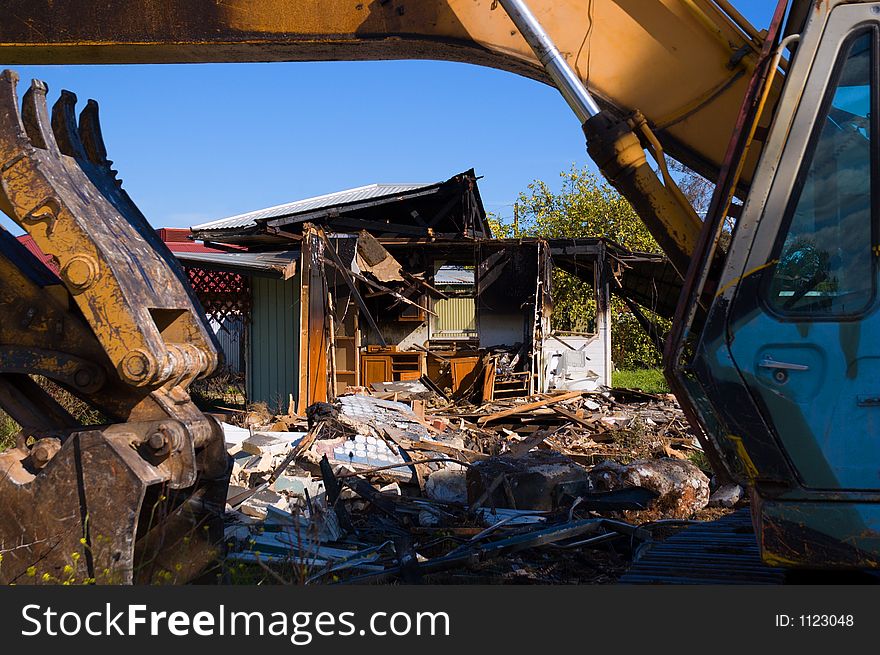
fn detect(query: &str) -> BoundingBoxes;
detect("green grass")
[1,410,18,451]
[612,368,670,394]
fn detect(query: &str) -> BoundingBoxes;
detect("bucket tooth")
[78,98,116,177]
[51,89,89,161]
[21,79,62,157]
[0,70,31,157]
[69,98,128,207]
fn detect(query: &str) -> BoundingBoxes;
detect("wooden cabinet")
[450,356,480,393]
[360,351,424,387]
[361,356,391,387]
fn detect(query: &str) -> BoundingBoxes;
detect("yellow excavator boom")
[0,0,769,187]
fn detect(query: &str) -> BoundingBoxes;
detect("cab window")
[767,32,875,316]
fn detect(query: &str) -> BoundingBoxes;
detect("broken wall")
[478,312,529,348]
[476,245,540,348]
[372,321,429,349]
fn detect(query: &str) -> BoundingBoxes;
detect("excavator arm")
[0,1,768,191]
[0,73,230,584]
[0,0,785,293]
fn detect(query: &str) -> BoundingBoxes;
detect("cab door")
[727,17,880,490]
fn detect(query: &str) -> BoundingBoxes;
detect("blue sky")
[0,1,776,234]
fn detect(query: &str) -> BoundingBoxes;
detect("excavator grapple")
[0,72,230,584]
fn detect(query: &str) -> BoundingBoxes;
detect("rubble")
[467,450,588,511]
[425,468,468,504]
[709,483,745,508]
[588,458,710,520]
[242,432,303,457]
[219,385,738,584]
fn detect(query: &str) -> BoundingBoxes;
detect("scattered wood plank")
[400,439,488,463]
[409,527,484,536]
[507,428,557,458]
[481,359,496,403]
[477,390,585,425]
[551,405,595,430]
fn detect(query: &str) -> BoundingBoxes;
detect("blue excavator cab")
[676,2,880,568]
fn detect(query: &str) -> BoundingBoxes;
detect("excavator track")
[620,510,786,585]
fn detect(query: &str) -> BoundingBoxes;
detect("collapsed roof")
[187,169,681,319]
[192,169,491,247]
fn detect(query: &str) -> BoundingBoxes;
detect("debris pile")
[219,386,743,583]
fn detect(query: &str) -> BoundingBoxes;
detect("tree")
[503,165,661,251]
[668,158,714,217]
[492,165,670,369]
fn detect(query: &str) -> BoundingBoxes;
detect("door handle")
[759,357,809,371]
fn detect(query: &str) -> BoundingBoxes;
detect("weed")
[612,368,670,394]
[0,411,18,452]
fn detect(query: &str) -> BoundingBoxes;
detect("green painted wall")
[247,273,301,412]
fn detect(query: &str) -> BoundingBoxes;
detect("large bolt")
[30,438,61,471]
[146,423,180,459]
[61,255,99,291]
[121,349,156,385]
[73,367,93,389]
[147,431,167,450]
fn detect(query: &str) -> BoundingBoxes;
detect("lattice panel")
[185,266,252,323]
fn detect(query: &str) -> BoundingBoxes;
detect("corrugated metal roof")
[192,183,432,232]
[175,250,300,279]
[435,265,474,285]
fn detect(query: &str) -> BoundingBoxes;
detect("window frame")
[760,26,879,321]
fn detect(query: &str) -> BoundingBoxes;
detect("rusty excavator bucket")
[0,71,230,584]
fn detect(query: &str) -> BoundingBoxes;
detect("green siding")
[247,274,301,411]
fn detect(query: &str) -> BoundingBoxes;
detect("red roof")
[17,234,60,275]
[164,241,226,253]
[157,228,227,253]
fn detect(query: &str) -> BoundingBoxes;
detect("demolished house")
[167,170,742,584]
[176,170,676,414]
[3,159,756,584]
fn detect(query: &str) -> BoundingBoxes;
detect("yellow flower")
[26,566,36,577]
